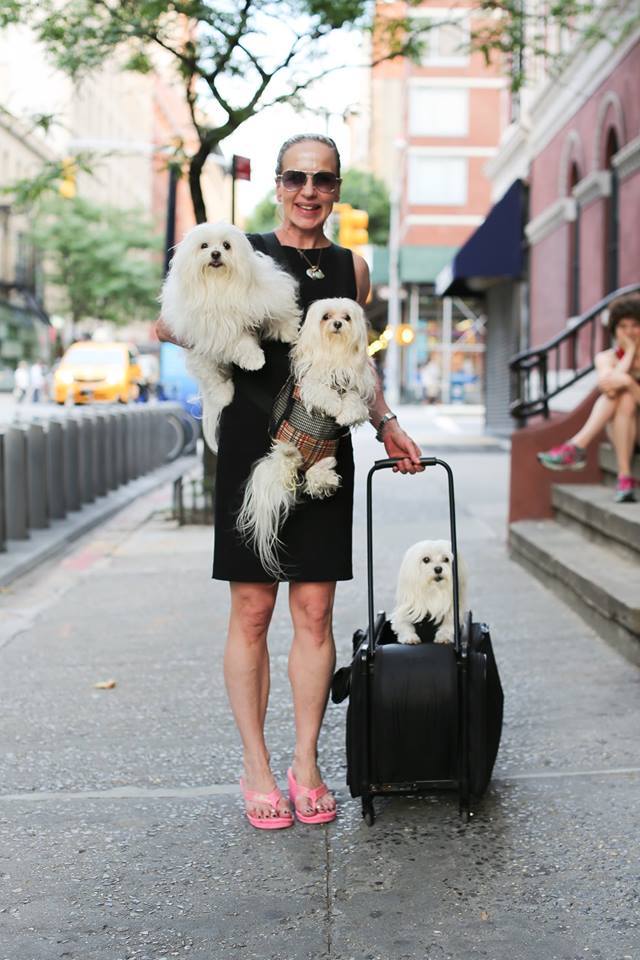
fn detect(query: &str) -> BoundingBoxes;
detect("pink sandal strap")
[240,780,292,816]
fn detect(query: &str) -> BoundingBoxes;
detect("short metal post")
[26,422,48,530]
[46,420,66,520]
[63,418,81,512]
[5,426,29,540]
[94,415,108,497]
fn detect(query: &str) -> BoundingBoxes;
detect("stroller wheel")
[362,797,375,826]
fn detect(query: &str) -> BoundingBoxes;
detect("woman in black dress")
[161,134,422,828]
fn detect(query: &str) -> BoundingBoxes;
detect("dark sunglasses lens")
[281,170,307,190]
[313,172,338,193]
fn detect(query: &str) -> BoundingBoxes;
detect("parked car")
[53,341,141,405]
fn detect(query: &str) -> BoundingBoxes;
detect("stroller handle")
[366,457,462,656]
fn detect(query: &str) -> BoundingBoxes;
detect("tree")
[245,191,278,234]
[29,196,161,329]
[340,169,389,245]
[8,0,424,224]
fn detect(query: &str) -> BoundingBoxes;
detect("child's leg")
[610,390,638,476]
[570,394,617,449]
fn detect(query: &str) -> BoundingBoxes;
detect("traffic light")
[335,202,369,250]
[59,158,77,199]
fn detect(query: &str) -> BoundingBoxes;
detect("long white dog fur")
[237,298,377,579]
[160,222,300,447]
[391,539,466,645]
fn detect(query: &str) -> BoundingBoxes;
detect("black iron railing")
[510,283,640,425]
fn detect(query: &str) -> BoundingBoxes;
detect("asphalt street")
[0,413,638,960]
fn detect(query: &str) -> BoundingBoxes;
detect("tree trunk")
[188,140,215,224]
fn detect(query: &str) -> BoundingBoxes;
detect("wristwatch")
[376,412,397,442]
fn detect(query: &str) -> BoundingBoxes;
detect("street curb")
[0,455,197,590]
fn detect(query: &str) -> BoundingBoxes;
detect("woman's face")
[615,318,640,344]
[275,140,340,233]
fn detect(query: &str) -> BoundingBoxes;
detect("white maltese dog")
[237,297,377,578]
[391,540,467,645]
[160,222,301,447]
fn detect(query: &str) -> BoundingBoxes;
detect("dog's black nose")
[333,320,342,330]
[434,565,442,574]
[210,249,221,260]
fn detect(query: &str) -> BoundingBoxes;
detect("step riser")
[598,443,640,482]
[554,511,640,564]
[551,490,640,560]
[509,532,640,667]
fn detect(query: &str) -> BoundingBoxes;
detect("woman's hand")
[616,332,637,356]
[599,369,632,394]
[382,420,424,474]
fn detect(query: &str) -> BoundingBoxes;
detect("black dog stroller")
[334,457,503,826]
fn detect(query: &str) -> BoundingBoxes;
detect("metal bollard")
[63,417,81,512]
[115,412,127,486]
[107,413,120,490]
[4,425,29,540]
[46,420,66,520]
[94,415,108,497]
[0,431,6,551]
[126,409,137,481]
[77,416,96,504]
[25,422,49,530]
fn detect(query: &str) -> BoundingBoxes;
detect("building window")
[409,88,469,138]
[418,13,470,66]
[568,162,580,317]
[408,155,468,206]
[604,128,619,294]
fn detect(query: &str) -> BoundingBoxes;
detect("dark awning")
[435,179,526,297]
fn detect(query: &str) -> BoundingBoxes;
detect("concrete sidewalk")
[0,428,638,960]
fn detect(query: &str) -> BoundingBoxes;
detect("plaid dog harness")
[270,376,349,471]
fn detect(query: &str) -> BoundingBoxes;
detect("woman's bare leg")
[288,581,337,816]
[570,394,617,449]
[609,390,638,476]
[224,581,290,819]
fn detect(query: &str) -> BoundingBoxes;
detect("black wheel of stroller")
[362,797,375,826]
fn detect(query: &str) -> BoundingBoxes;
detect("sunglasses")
[276,169,341,195]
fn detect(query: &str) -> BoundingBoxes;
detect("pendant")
[306,266,325,280]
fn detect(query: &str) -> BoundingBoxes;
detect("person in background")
[13,361,30,403]
[537,294,640,503]
[29,361,45,403]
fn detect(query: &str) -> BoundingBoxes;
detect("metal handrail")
[509,283,640,425]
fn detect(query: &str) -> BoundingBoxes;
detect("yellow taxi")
[54,341,142,405]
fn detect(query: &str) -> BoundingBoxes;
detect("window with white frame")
[409,87,469,137]
[408,155,468,206]
[418,11,470,66]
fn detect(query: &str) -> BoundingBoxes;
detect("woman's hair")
[608,294,640,337]
[275,134,341,176]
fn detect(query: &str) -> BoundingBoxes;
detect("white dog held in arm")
[160,222,301,447]
[237,297,377,579]
[391,539,467,645]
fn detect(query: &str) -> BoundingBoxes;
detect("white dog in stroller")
[391,539,467,645]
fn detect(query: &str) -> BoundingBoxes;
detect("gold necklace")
[297,247,325,280]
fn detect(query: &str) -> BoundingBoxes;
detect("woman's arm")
[352,253,423,473]
[596,347,635,397]
[155,316,188,348]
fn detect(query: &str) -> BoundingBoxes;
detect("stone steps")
[598,442,640,486]
[510,443,640,664]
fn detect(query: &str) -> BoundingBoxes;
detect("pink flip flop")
[287,767,337,825]
[240,779,294,830]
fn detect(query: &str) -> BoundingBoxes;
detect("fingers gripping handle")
[366,457,462,656]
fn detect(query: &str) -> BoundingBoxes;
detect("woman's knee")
[290,584,335,638]
[615,390,637,417]
[230,584,277,639]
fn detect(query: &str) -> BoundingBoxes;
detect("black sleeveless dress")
[212,232,358,583]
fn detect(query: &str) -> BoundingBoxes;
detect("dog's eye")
[342,313,351,321]
[422,557,430,564]
[443,557,450,563]
[222,241,231,250]
[322,313,330,321]
[200,242,208,249]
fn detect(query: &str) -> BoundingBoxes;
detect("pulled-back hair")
[608,294,640,337]
[275,134,341,176]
